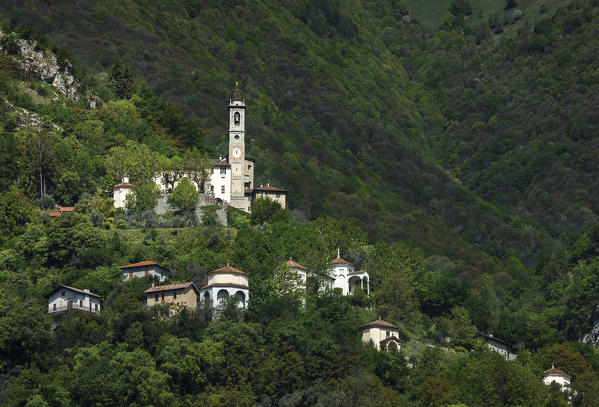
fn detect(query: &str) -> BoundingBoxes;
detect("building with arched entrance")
[360,319,401,351]
[328,250,369,296]
[199,265,249,309]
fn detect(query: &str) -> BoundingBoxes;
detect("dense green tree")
[108,61,138,99]
[168,178,199,212]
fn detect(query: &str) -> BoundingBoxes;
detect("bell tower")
[228,82,246,209]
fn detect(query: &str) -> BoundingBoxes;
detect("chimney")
[123,174,129,183]
[84,289,89,293]
[267,181,270,186]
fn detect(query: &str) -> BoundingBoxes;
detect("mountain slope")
[3,0,595,280]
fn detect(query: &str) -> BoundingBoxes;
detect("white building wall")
[543,375,571,388]
[209,167,232,203]
[361,326,400,350]
[328,264,355,295]
[48,289,101,312]
[113,186,132,209]
[207,273,248,286]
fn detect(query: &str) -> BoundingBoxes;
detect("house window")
[173,291,177,299]
[95,304,98,311]
[79,300,83,306]
[248,164,252,170]
[210,185,214,193]
[161,293,165,301]
[220,167,226,175]
[145,270,149,277]
[155,294,159,301]
[61,291,65,296]
[53,303,56,311]
[386,331,390,338]
[221,186,225,193]
[276,193,280,198]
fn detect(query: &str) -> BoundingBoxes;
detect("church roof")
[212,158,230,167]
[544,366,571,378]
[360,319,399,330]
[331,256,352,266]
[114,182,132,188]
[210,265,247,275]
[287,259,307,270]
[230,82,244,101]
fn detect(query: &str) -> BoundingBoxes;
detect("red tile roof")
[120,261,170,271]
[200,282,249,290]
[114,182,133,188]
[360,319,399,330]
[210,265,247,275]
[331,256,352,266]
[286,259,307,270]
[144,282,199,294]
[59,206,75,212]
[48,212,61,217]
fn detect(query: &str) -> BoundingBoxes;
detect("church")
[113,83,287,213]
[206,82,287,212]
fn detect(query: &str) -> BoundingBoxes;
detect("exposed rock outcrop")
[0,30,81,100]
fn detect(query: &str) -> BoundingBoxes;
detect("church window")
[234,135,240,140]
[248,164,252,170]
[234,112,240,124]
[386,331,390,338]
[221,186,225,193]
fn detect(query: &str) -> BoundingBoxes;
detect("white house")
[286,258,308,285]
[200,264,249,309]
[208,158,232,204]
[328,250,370,296]
[360,319,401,351]
[120,260,170,282]
[477,332,515,360]
[113,175,133,209]
[543,364,572,392]
[47,285,101,314]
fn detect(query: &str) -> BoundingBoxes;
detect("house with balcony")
[47,285,101,314]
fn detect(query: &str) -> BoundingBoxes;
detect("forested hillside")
[0,0,570,279]
[2,0,599,405]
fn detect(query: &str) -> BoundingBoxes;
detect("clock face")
[232,147,242,159]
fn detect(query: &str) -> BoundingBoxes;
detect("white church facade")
[112,83,286,213]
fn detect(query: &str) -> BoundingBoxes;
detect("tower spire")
[337,248,340,258]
